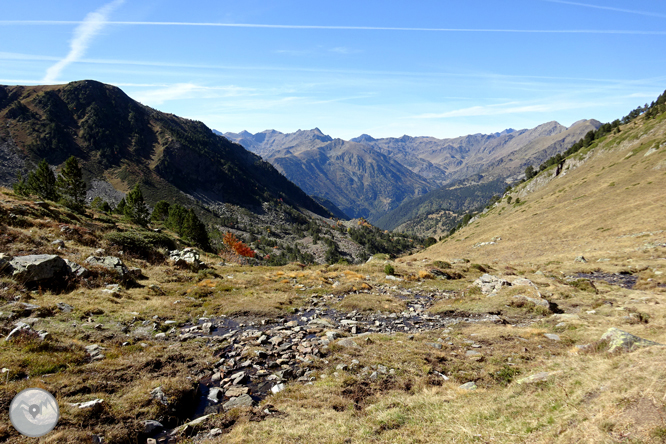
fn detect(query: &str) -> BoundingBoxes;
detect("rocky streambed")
[158,287,503,441]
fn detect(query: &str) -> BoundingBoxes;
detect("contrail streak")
[1,20,665,35]
[542,0,666,19]
[42,0,125,83]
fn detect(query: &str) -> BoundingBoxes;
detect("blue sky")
[1,0,665,139]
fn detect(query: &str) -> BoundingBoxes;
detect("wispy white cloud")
[412,101,597,119]
[42,0,125,83]
[2,20,665,35]
[131,83,255,105]
[542,0,666,19]
[329,47,361,54]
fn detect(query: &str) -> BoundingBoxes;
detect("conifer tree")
[182,209,210,249]
[115,198,127,215]
[124,184,149,226]
[56,156,87,211]
[12,172,28,196]
[151,200,171,223]
[26,159,59,201]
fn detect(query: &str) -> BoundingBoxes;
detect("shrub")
[222,232,255,258]
[104,231,177,261]
[384,264,395,275]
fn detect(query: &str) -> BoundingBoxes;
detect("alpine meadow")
[1,1,666,443]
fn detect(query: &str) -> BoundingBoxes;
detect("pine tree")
[151,200,171,223]
[115,198,127,215]
[56,156,87,212]
[12,172,29,196]
[124,184,149,226]
[26,159,59,201]
[182,209,210,249]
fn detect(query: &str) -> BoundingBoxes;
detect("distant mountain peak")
[351,134,376,143]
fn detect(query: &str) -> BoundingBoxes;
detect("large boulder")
[84,256,130,277]
[474,273,511,295]
[600,328,663,352]
[169,248,204,270]
[9,255,69,284]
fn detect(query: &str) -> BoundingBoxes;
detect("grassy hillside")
[410,97,666,264]
[0,81,330,218]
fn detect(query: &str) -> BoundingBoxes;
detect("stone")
[5,322,32,341]
[202,322,213,334]
[56,302,74,312]
[71,399,104,409]
[225,386,249,397]
[459,382,477,390]
[513,295,550,308]
[148,284,165,295]
[84,256,130,277]
[600,327,663,353]
[207,387,224,403]
[169,248,204,270]
[574,256,587,263]
[51,239,65,248]
[465,350,481,357]
[223,394,254,411]
[474,273,511,295]
[309,318,335,328]
[150,386,168,405]
[516,372,554,384]
[544,333,560,341]
[336,364,348,371]
[271,383,286,394]
[337,338,360,349]
[428,342,443,350]
[325,331,340,340]
[143,420,163,434]
[9,254,69,284]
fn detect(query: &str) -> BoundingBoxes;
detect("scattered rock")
[84,256,130,277]
[70,399,104,409]
[207,387,224,403]
[271,383,286,394]
[459,382,477,390]
[516,372,555,384]
[337,338,360,349]
[143,420,163,434]
[225,386,249,397]
[600,327,663,352]
[474,274,511,295]
[574,256,587,263]
[513,295,550,308]
[223,394,254,411]
[544,333,560,341]
[169,248,204,270]
[5,322,32,341]
[150,386,168,405]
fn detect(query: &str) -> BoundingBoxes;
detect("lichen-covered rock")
[84,256,130,277]
[223,393,254,411]
[64,259,89,278]
[9,254,69,283]
[600,327,663,352]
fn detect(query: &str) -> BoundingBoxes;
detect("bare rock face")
[84,256,130,277]
[8,254,69,284]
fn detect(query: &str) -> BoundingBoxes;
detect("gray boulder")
[169,248,204,270]
[64,259,89,278]
[84,256,130,277]
[9,254,69,283]
[223,394,254,411]
[474,273,511,295]
[600,327,663,352]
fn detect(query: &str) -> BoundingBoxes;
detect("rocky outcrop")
[474,274,511,295]
[169,248,204,270]
[84,256,130,277]
[7,254,69,284]
[600,328,663,352]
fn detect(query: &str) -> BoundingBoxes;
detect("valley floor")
[1,194,665,443]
